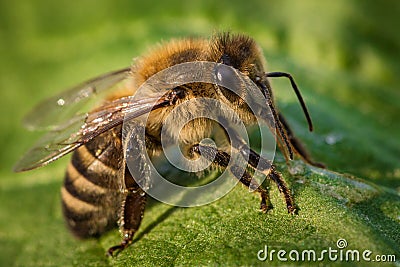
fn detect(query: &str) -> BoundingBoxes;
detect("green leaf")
[1,0,399,266]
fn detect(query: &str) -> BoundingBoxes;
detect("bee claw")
[260,203,273,213]
[106,243,128,257]
[287,205,297,215]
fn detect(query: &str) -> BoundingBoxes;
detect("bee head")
[209,33,271,114]
[210,33,266,81]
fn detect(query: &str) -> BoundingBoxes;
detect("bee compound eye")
[215,64,241,94]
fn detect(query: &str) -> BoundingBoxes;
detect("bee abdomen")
[62,130,123,238]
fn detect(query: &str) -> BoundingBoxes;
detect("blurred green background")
[1,0,399,266]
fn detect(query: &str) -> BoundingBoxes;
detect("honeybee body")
[15,33,322,256]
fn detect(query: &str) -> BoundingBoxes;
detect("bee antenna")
[259,82,294,160]
[266,72,313,132]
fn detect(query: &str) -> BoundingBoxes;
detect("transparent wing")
[23,68,131,131]
[14,92,171,172]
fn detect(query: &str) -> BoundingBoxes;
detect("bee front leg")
[107,172,146,256]
[278,113,325,168]
[230,164,273,213]
[192,143,295,214]
[239,145,296,214]
[190,144,273,212]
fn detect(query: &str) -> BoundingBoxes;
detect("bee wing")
[14,92,170,172]
[23,68,131,131]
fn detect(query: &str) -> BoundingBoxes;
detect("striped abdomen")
[61,126,124,238]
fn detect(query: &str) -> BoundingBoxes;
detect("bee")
[14,33,323,256]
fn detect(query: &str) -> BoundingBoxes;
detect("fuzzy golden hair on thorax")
[132,38,208,86]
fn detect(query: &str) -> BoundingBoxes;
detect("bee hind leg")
[107,171,147,257]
